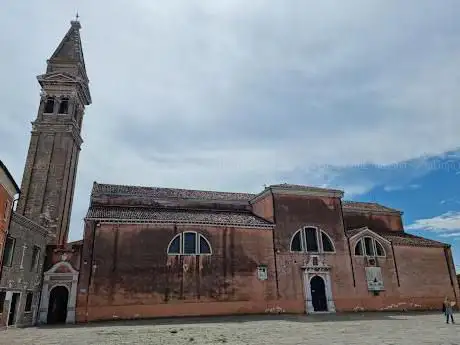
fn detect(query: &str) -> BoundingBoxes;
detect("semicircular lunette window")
[167,231,212,255]
[290,227,335,253]
[354,237,386,257]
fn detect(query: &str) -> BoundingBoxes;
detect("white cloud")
[406,212,460,232]
[383,184,421,192]
[0,0,459,241]
[439,232,460,238]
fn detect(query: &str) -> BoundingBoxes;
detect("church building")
[1,20,459,326]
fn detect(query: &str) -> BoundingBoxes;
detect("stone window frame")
[167,231,212,256]
[44,97,55,113]
[58,97,70,114]
[24,292,33,313]
[354,236,386,257]
[30,245,41,272]
[289,226,336,254]
[3,236,16,267]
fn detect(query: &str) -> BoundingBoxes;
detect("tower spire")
[16,21,92,244]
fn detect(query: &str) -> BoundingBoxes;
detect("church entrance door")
[310,275,328,312]
[47,286,69,324]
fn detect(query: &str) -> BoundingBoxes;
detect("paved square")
[0,312,458,345]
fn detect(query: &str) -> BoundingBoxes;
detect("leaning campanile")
[16,19,91,245]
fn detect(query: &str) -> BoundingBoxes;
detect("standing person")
[444,297,455,324]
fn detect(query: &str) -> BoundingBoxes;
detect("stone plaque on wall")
[257,265,268,281]
[365,267,384,291]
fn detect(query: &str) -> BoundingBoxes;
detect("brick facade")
[0,161,19,271]
[71,183,460,323]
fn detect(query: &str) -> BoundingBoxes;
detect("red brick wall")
[0,184,13,269]
[271,194,355,312]
[334,244,458,311]
[343,211,403,232]
[251,193,274,222]
[76,222,278,322]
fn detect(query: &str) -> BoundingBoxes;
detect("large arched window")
[290,227,335,253]
[354,237,385,257]
[167,231,212,255]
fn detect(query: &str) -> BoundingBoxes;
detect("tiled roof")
[345,228,447,248]
[269,183,343,194]
[91,183,255,202]
[86,206,273,228]
[344,227,365,238]
[342,201,401,214]
[378,231,447,248]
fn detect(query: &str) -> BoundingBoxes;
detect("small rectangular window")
[305,228,319,252]
[25,292,33,312]
[30,246,41,272]
[3,237,15,267]
[364,237,374,256]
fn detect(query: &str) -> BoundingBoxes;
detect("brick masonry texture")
[71,183,460,323]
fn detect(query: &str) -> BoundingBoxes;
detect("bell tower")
[16,19,91,245]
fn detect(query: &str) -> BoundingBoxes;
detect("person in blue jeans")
[444,297,455,324]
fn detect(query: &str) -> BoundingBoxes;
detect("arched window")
[44,97,55,113]
[290,227,335,253]
[167,231,212,255]
[354,237,386,257]
[58,98,69,114]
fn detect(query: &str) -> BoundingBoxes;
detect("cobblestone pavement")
[0,312,459,345]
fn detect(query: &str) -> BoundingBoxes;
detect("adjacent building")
[0,160,20,271]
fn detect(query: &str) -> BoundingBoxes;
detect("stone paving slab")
[0,312,459,345]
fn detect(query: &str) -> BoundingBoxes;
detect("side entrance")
[303,255,336,313]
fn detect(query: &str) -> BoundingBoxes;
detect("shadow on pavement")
[37,311,442,330]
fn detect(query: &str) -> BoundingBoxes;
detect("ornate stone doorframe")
[302,255,336,313]
[39,260,79,324]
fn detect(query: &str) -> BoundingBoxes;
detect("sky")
[0,1,459,269]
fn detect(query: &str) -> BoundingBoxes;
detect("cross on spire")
[75,12,80,21]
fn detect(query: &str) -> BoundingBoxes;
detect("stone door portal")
[47,286,69,324]
[303,255,336,313]
[39,260,79,324]
[310,276,328,312]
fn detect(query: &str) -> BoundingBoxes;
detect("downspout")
[269,188,280,299]
[444,246,458,305]
[390,242,400,287]
[338,198,355,287]
[85,220,98,322]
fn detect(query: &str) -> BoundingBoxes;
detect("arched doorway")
[310,276,328,312]
[47,286,69,324]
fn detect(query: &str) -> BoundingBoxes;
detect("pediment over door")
[44,260,78,276]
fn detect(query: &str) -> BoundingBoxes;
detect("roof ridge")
[93,182,255,196]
